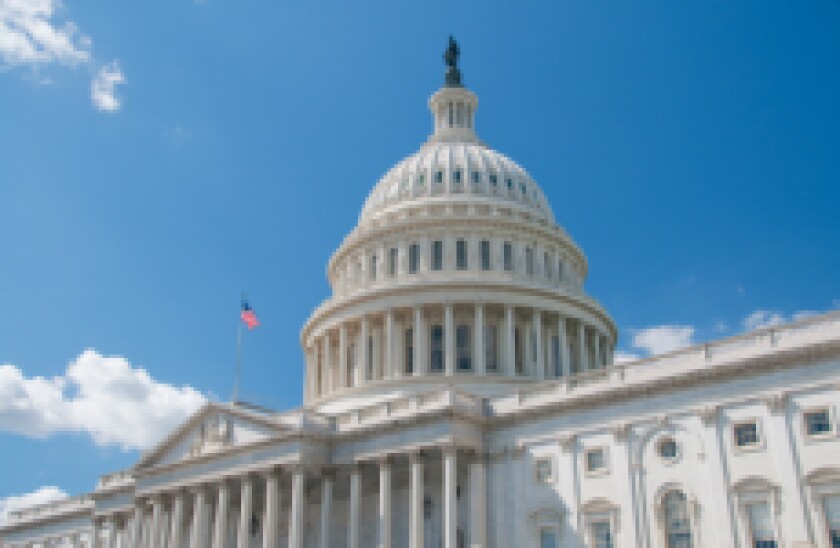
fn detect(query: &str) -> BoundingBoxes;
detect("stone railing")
[96,470,135,490]
[492,311,840,413]
[6,494,94,524]
[334,387,485,432]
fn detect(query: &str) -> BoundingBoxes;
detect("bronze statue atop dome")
[443,35,463,87]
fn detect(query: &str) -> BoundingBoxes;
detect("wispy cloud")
[0,0,124,111]
[0,350,205,451]
[631,325,695,356]
[742,308,822,332]
[0,486,67,526]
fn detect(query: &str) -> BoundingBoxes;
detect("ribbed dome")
[358,142,555,226]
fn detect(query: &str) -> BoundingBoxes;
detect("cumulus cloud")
[631,325,695,356]
[91,60,124,112]
[0,0,124,111]
[0,350,206,451]
[0,486,67,526]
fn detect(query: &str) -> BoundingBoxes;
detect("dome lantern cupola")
[428,36,479,145]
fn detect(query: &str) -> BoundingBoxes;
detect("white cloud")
[0,486,67,526]
[631,325,695,356]
[0,0,124,112]
[613,351,642,364]
[91,60,124,112]
[741,308,821,332]
[0,350,206,451]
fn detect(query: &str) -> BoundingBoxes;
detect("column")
[358,317,369,385]
[409,453,424,548]
[130,505,144,548]
[338,323,348,389]
[413,307,425,376]
[170,492,185,548]
[263,472,280,548]
[189,488,207,548]
[385,309,395,380]
[699,408,738,547]
[212,482,230,548]
[304,347,314,403]
[321,333,332,394]
[443,449,458,548]
[469,455,487,548]
[504,306,515,377]
[149,497,163,548]
[611,426,640,548]
[348,467,361,548]
[533,309,544,380]
[236,477,253,548]
[593,332,602,369]
[102,518,115,548]
[558,315,570,377]
[474,304,485,375]
[319,472,334,548]
[289,468,306,548]
[444,303,454,376]
[92,519,101,548]
[379,460,392,548]
[577,321,586,373]
[70,532,81,548]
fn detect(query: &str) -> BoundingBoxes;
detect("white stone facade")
[3,51,840,548]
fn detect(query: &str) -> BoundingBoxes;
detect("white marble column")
[338,323,348,389]
[167,493,183,548]
[236,477,253,548]
[413,307,425,376]
[385,309,395,379]
[504,305,515,377]
[262,472,280,548]
[289,468,306,548]
[593,332,602,369]
[533,309,544,380]
[576,321,586,373]
[189,489,208,548]
[474,304,485,375]
[149,497,164,548]
[319,472,333,548]
[358,316,369,385]
[469,455,486,548]
[211,482,230,548]
[102,518,115,548]
[321,333,332,394]
[130,505,144,548]
[699,408,738,547]
[444,303,454,376]
[557,315,570,377]
[443,449,458,548]
[375,459,391,548]
[409,453,424,548]
[348,467,361,548]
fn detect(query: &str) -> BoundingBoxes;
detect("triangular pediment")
[135,402,291,470]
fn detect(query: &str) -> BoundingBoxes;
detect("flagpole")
[233,300,244,404]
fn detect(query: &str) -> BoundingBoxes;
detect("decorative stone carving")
[190,413,232,456]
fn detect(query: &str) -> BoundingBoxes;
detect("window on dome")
[456,239,468,270]
[347,343,355,387]
[746,501,777,548]
[370,254,377,281]
[544,252,551,279]
[418,173,426,186]
[520,183,527,195]
[389,248,398,277]
[432,240,443,271]
[525,246,534,276]
[453,169,462,184]
[506,178,514,191]
[430,325,444,372]
[804,408,832,437]
[551,335,561,377]
[485,325,498,372]
[557,258,565,281]
[456,325,471,371]
[503,242,513,271]
[734,421,760,449]
[405,328,414,375]
[489,173,498,186]
[367,336,374,380]
[409,243,419,274]
[471,171,480,184]
[435,171,444,184]
[514,328,524,375]
[480,240,491,270]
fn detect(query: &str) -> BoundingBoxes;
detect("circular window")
[658,438,678,460]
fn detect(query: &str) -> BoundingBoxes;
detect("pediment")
[135,403,291,470]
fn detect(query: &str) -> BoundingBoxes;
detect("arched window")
[663,491,693,548]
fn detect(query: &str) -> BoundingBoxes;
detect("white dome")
[358,142,555,226]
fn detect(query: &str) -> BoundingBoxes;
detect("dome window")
[430,325,444,372]
[456,239,468,270]
[471,171,480,184]
[506,178,513,190]
[434,171,444,184]
[408,243,420,274]
[480,240,491,270]
[418,173,426,186]
[520,183,527,196]
[456,325,472,371]
[432,240,444,270]
[489,173,498,186]
[503,242,513,271]
[453,169,462,184]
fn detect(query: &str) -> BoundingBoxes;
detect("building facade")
[3,42,840,548]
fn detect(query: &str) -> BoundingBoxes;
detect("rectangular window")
[456,325,471,371]
[347,343,355,387]
[746,502,777,548]
[430,325,444,372]
[418,173,425,186]
[544,252,551,279]
[370,254,377,281]
[404,328,414,375]
[824,495,840,548]
[434,170,443,184]
[456,239,467,270]
[525,246,534,276]
[480,240,491,270]
[485,324,498,372]
[551,335,561,377]
[734,422,760,448]
[805,409,832,437]
[503,242,513,271]
[534,458,553,483]
[432,240,443,271]
[471,171,480,184]
[367,336,374,380]
[453,169,462,184]
[506,178,513,190]
[586,448,606,473]
[514,327,524,375]
[540,528,558,548]
[591,521,613,548]
[558,258,564,281]
[389,247,398,277]
[489,173,498,186]
[409,243,419,274]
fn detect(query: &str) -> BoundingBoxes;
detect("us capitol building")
[3,39,840,548]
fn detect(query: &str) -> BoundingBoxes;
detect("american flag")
[240,299,260,330]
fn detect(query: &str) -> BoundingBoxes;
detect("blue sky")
[1,0,839,514]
